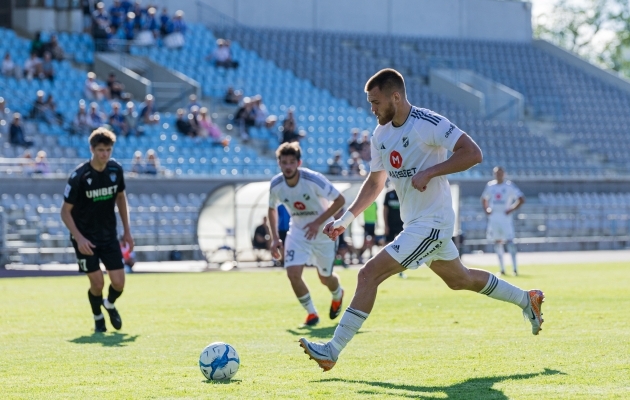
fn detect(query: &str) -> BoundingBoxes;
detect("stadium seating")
[0,192,205,264]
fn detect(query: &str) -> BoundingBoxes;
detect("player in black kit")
[60,128,134,332]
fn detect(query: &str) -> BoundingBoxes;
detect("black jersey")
[383,189,403,235]
[64,159,126,243]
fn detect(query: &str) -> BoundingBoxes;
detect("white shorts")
[283,232,336,277]
[486,213,515,241]
[384,227,459,269]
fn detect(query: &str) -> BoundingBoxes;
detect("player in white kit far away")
[298,68,545,372]
[482,166,525,276]
[268,142,346,327]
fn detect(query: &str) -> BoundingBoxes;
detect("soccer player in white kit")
[268,142,346,327]
[299,69,545,372]
[482,166,525,276]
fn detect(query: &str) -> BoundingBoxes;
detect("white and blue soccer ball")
[199,342,240,380]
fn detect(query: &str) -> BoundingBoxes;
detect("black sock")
[88,289,103,316]
[107,284,123,304]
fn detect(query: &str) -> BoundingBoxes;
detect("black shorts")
[71,237,124,274]
[364,223,376,237]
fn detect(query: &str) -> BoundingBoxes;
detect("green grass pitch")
[1,262,629,399]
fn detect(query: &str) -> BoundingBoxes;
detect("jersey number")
[78,259,88,272]
[285,250,295,262]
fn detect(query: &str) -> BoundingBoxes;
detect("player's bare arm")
[482,198,491,215]
[304,194,345,240]
[506,195,525,215]
[60,201,95,256]
[411,133,482,192]
[116,191,134,251]
[267,207,283,259]
[324,170,387,240]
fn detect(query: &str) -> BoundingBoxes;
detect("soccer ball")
[199,342,240,380]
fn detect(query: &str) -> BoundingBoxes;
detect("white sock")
[494,243,505,273]
[331,285,343,301]
[297,293,317,315]
[329,307,369,356]
[93,313,104,320]
[103,299,116,310]
[506,242,518,274]
[479,274,529,309]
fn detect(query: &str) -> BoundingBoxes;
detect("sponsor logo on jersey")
[303,194,310,200]
[445,124,455,138]
[388,167,417,179]
[402,137,409,148]
[392,245,400,253]
[380,143,386,150]
[390,151,403,169]
[293,201,306,210]
[292,210,319,216]
[86,185,118,202]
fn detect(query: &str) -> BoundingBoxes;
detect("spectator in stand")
[10,113,34,147]
[198,107,227,146]
[252,95,268,127]
[44,94,63,125]
[41,52,54,82]
[109,102,127,136]
[109,0,124,33]
[30,32,45,58]
[0,98,9,135]
[44,34,65,61]
[131,1,145,30]
[120,0,133,14]
[189,106,200,137]
[21,150,35,175]
[139,94,159,125]
[122,12,136,41]
[224,86,242,104]
[175,108,194,137]
[281,108,305,144]
[107,72,124,100]
[84,72,108,100]
[348,151,367,176]
[162,9,186,48]
[33,151,50,175]
[348,128,361,154]
[88,102,106,129]
[72,101,91,135]
[92,2,111,50]
[359,130,371,162]
[137,6,159,45]
[159,7,170,36]
[81,0,96,33]
[2,53,20,78]
[30,90,47,121]
[124,101,141,136]
[130,150,144,174]
[234,97,256,140]
[207,39,238,68]
[24,53,42,80]
[144,149,160,175]
[187,94,200,111]
[328,152,345,176]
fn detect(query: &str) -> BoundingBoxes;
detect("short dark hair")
[89,127,116,147]
[364,68,406,96]
[276,142,301,161]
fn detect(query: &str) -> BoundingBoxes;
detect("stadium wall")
[149,0,532,42]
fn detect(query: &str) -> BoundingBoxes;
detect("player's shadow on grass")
[203,379,242,385]
[317,368,565,399]
[68,332,140,347]
[286,325,366,339]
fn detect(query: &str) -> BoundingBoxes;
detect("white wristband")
[332,211,355,229]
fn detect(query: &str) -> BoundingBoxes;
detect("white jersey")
[369,106,464,234]
[269,168,341,242]
[481,180,523,215]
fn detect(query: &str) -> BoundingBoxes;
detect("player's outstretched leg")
[430,258,544,335]
[299,251,403,371]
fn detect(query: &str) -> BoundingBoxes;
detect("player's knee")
[357,261,378,287]
[91,281,105,292]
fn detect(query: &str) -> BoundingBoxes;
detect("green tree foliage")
[534,0,630,77]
